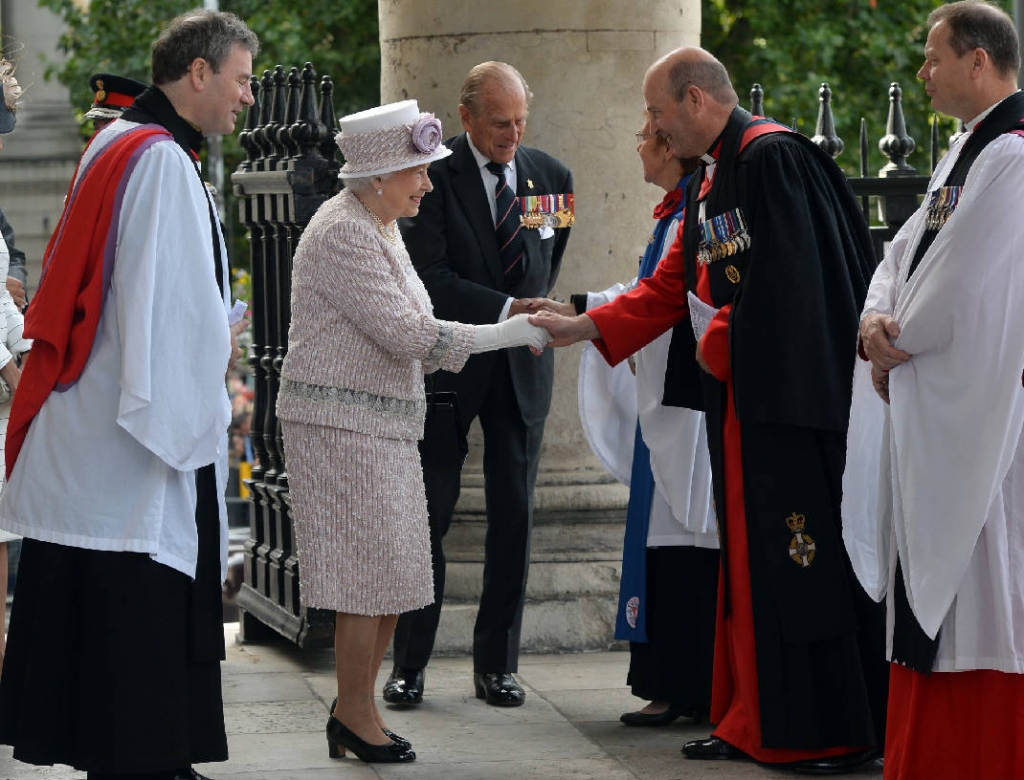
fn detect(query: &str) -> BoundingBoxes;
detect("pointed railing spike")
[878,82,916,174]
[750,83,764,117]
[811,83,844,158]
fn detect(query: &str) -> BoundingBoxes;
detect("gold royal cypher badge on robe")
[786,512,816,567]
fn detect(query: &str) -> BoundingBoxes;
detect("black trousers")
[626,545,719,713]
[393,356,544,673]
[0,464,227,774]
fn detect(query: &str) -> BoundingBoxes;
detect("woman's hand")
[527,311,599,347]
[471,313,552,354]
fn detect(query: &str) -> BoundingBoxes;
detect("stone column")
[0,0,82,293]
[379,1,700,652]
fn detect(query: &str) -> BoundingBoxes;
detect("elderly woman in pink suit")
[278,100,549,764]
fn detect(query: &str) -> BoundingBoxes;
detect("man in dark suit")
[388,61,573,707]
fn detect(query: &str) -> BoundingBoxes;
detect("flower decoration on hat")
[410,115,442,153]
[334,99,452,180]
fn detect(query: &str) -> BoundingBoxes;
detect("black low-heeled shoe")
[620,702,696,727]
[326,716,416,763]
[330,696,411,750]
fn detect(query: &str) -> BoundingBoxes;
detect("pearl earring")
[376,188,383,196]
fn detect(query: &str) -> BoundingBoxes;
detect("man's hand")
[860,312,910,372]
[6,277,25,311]
[871,362,891,404]
[228,318,249,373]
[0,359,21,393]
[507,299,534,318]
[528,311,599,347]
[695,341,711,374]
[518,297,575,317]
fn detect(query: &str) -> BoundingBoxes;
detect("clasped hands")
[860,312,910,404]
[515,298,599,352]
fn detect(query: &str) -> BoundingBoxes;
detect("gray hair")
[460,61,532,116]
[344,173,392,195]
[928,0,1020,78]
[151,8,259,86]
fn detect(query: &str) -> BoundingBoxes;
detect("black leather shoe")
[473,672,526,707]
[331,696,411,749]
[382,666,424,705]
[788,747,883,775]
[620,702,695,727]
[681,736,749,761]
[326,716,416,763]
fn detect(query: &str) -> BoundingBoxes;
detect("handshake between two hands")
[517,297,572,355]
[471,297,593,356]
[519,297,601,351]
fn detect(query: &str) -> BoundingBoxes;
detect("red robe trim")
[885,664,1024,780]
[6,125,172,478]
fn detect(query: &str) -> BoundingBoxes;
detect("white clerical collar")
[965,90,1022,131]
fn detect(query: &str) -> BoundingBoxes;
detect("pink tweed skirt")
[281,420,434,615]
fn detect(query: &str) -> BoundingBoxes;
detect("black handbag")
[419,383,468,470]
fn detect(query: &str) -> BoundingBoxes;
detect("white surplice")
[0,119,234,579]
[577,217,717,548]
[843,103,1024,672]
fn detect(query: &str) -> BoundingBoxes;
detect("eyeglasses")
[634,131,653,143]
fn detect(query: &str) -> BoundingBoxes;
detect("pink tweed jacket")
[277,189,475,441]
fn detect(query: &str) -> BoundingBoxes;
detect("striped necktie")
[485,161,525,286]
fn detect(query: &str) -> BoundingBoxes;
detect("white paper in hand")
[228,299,248,326]
[687,291,719,341]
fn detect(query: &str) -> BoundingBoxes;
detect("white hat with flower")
[335,99,451,179]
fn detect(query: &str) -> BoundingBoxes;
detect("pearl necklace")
[357,195,399,244]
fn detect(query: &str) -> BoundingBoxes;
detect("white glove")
[471,313,552,354]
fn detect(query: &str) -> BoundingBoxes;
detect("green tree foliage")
[38,0,380,129]
[33,1,1021,239]
[37,0,380,283]
[702,0,1014,176]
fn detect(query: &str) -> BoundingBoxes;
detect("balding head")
[642,47,738,159]
[655,48,739,106]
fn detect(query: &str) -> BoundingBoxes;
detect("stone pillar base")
[431,462,630,656]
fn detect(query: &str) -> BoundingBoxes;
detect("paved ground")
[0,623,883,780]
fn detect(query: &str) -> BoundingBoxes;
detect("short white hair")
[0,59,21,111]
[344,172,392,195]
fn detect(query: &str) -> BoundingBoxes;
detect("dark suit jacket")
[401,133,573,426]
[0,207,26,285]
